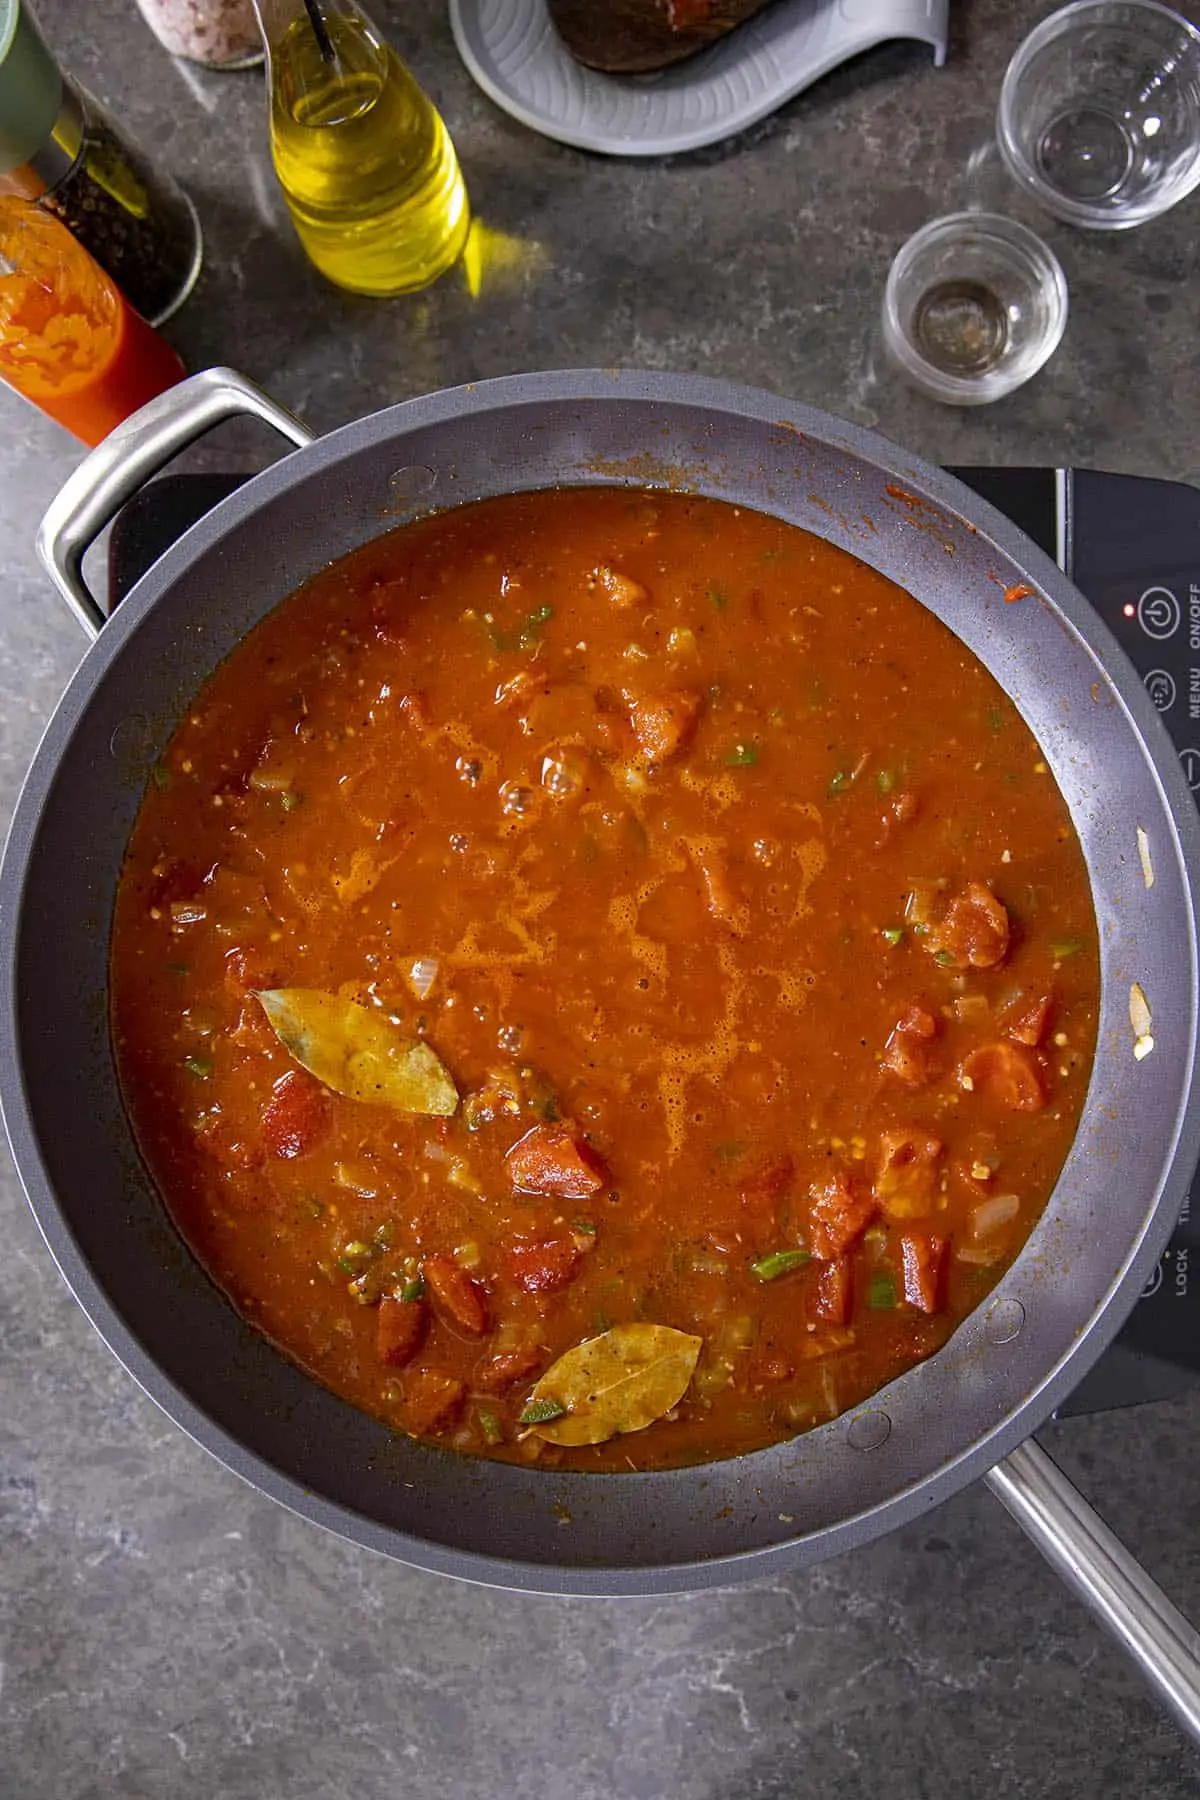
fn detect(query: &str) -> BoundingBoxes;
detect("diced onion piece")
[408,956,439,1000]
[689,1252,729,1276]
[1134,1035,1155,1062]
[169,902,208,926]
[334,1160,382,1197]
[1137,826,1154,891]
[453,1240,482,1270]
[969,1192,1020,1237]
[954,1241,1003,1266]
[693,1359,734,1400]
[495,1316,546,1353]
[249,765,295,792]
[422,1140,453,1165]
[714,1314,755,1353]
[952,994,989,1022]
[447,1158,483,1195]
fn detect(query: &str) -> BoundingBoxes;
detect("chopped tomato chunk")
[398,1368,465,1436]
[814,1256,852,1325]
[628,689,703,764]
[927,882,1010,969]
[592,565,646,608]
[376,1296,427,1368]
[876,789,920,846]
[506,1236,582,1294]
[900,1233,947,1313]
[223,945,279,995]
[881,1004,939,1087]
[874,1128,943,1218]
[474,1343,543,1393]
[261,1068,332,1160]
[737,1154,794,1237]
[505,1123,606,1198]
[960,1041,1045,1111]
[424,1257,489,1336]
[695,848,741,925]
[1003,992,1053,1048]
[809,1174,876,1259]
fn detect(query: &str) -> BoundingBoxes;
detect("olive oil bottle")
[254,0,470,295]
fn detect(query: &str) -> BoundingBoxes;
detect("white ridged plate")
[450,0,949,156]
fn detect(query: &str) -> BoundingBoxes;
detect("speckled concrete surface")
[3,2,1200,1795]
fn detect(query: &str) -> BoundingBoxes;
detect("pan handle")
[36,367,315,639]
[986,1439,1200,1743]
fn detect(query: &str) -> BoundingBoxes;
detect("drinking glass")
[997,0,1200,229]
[882,212,1068,406]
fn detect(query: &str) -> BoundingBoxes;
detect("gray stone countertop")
[3,2,1200,1795]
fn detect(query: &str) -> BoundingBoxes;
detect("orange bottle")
[0,197,185,446]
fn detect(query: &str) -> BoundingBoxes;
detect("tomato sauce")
[110,489,1099,1470]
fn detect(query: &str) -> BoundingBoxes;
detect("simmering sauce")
[110,489,1099,1470]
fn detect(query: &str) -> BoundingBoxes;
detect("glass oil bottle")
[253,0,470,296]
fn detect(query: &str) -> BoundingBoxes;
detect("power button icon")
[1136,586,1181,639]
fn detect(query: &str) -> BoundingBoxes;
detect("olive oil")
[259,2,469,295]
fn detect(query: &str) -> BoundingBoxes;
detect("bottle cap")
[0,0,63,175]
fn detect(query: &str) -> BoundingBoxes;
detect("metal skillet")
[3,367,1199,1733]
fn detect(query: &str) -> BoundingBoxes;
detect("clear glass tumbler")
[997,0,1200,229]
[882,213,1068,406]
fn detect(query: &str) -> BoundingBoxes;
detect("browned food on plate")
[547,0,777,74]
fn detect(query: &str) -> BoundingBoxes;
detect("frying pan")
[4,367,1200,1732]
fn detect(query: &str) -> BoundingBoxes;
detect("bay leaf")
[256,989,458,1115]
[522,1323,702,1447]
